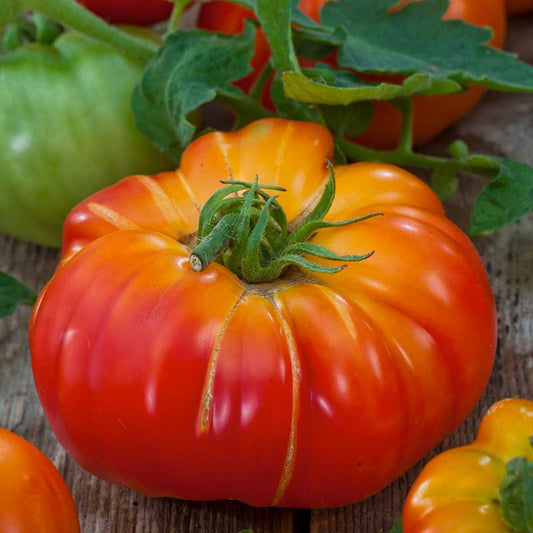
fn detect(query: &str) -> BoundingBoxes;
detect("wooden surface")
[1,16,532,533]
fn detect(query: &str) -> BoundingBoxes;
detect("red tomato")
[0,428,80,532]
[506,0,533,13]
[198,0,507,149]
[78,0,173,25]
[30,119,497,508]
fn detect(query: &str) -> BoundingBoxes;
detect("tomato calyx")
[1,13,63,52]
[189,164,381,283]
[499,436,533,533]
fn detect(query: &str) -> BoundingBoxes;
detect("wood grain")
[1,15,532,533]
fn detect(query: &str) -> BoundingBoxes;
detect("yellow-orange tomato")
[403,399,533,532]
[30,119,496,508]
[198,0,507,149]
[506,0,533,13]
[0,428,80,533]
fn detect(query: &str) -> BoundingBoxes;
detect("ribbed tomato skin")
[403,399,533,532]
[30,119,497,508]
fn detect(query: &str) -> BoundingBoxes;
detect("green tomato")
[0,30,172,247]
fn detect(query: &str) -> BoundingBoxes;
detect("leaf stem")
[165,0,193,37]
[249,63,274,101]
[20,0,158,61]
[395,97,414,154]
[337,137,500,179]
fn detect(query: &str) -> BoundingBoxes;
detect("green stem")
[3,0,158,61]
[249,63,274,101]
[165,0,193,37]
[189,167,378,283]
[337,137,500,179]
[190,214,238,272]
[395,97,414,154]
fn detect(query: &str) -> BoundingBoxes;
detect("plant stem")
[337,138,500,179]
[20,0,158,61]
[395,97,414,154]
[165,0,193,37]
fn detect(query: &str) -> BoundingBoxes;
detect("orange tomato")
[198,0,507,148]
[30,119,496,508]
[403,399,533,532]
[0,428,80,533]
[506,0,533,13]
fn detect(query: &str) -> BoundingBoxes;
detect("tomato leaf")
[132,22,258,163]
[256,0,298,72]
[283,67,458,105]
[470,159,533,236]
[431,169,459,202]
[0,271,36,317]
[306,0,533,94]
[270,72,321,122]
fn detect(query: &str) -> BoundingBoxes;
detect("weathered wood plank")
[1,14,532,533]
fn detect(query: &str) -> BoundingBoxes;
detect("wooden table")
[1,16,532,533]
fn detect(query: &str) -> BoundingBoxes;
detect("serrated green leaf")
[292,26,343,59]
[431,169,459,201]
[256,0,298,72]
[321,0,533,93]
[0,271,36,317]
[283,67,457,105]
[470,159,533,236]
[132,23,256,163]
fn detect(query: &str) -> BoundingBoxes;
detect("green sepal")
[499,452,533,533]
[189,168,378,283]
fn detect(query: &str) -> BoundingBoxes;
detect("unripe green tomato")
[0,30,172,247]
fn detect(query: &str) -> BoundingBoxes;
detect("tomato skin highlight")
[198,0,507,149]
[403,399,533,533]
[0,428,80,533]
[30,119,497,508]
[77,0,173,25]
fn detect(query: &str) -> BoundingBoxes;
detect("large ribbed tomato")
[30,119,497,508]
[198,0,506,149]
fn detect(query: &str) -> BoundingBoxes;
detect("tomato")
[0,428,80,532]
[30,119,496,508]
[506,0,533,13]
[77,0,173,25]
[0,30,172,247]
[198,0,507,149]
[403,399,533,532]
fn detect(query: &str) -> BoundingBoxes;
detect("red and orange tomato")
[198,0,507,148]
[30,119,497,507]
[0,428,80,533]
